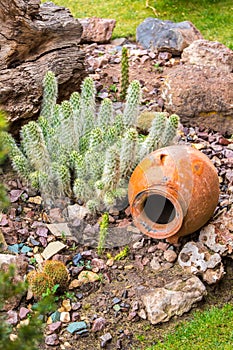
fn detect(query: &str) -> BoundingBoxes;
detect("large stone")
[136,18,203,55]
[182,39,233,73]
[161,64,233,133]
[79,17,116,43]
[178,241,225,284]
[141,275,206,324]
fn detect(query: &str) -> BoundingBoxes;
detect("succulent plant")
[4,71,180,213]
[42,260,69,289]
[27,272,53,298]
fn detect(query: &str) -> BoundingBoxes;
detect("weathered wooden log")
[0,0,87,129]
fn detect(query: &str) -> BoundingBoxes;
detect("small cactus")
[43,260,69,289]
[120,46,129,101]
[28,272,53,298]
[160,114,180,147]
[122,80,141,128]
[97,98,113,131]
[120,128,138,178]
[41,71,58,123]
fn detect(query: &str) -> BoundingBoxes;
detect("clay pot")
[128,145,219,243]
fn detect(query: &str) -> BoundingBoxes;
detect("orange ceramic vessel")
[128,145,219,243]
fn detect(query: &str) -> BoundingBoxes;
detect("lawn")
[145,303,233,350]
[44,0,233,48]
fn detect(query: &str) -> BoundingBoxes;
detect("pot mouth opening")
[131,187,184,239]
[142,194,176,224]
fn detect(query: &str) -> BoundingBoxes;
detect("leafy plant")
[97,212,109,255]
[2,72,179,213]
[120,46,129,100]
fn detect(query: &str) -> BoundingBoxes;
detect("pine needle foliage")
[0,265,56,350]
[3,71,179,212]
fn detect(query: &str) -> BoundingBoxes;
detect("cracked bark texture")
[0,0,86,129]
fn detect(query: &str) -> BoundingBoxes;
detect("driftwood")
[0,0,87,129]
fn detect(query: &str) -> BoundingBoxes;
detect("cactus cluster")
[27,260,70,298]
[2,71,179,212]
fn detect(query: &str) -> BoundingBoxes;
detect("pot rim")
[130,185,184,239]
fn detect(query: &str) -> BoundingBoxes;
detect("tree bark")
[0,0,87,129]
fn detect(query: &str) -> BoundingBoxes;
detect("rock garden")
[0,1,233,350]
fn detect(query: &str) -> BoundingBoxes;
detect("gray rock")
[136,18,203,55]
[67,204,90,221]
[141,275,206,324]
[182,39,233,73]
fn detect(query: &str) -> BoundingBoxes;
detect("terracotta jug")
[128,145,219,243]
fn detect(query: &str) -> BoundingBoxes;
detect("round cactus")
[43,260,69,289]
[28,272,53,298]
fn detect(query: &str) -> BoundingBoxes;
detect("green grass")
[144,303,233,350]
[44,0,233,48]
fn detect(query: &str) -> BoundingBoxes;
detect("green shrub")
[0,266,56,350]
[2,72,179,212]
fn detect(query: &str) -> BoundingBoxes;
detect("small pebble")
[163,250,177,263]
[100,332,112,348]
[60,311,70,323]
[45,334,60,346]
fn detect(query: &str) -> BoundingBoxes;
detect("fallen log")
[0,0,87,130]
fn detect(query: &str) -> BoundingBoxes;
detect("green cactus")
[86,199,99,214]
[122,80,141,128]
[1,131,31,180]
[97,212,109,255]
[5,71,179,215]
[42,260,69,289]
[80,77,96,135]
[70,91,81,148]
[89,127,103,150]
[97,98,113,132]
[73,177,89,202]
[160,114,180,147]
[120,127,138,179]
[139,112,167,161]
[40,71,58,123]
[21,121,50,172]
[101,146,120,193]
[28,272,53,298]
[120,46,129,101]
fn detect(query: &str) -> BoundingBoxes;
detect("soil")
[1,40,233,350]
